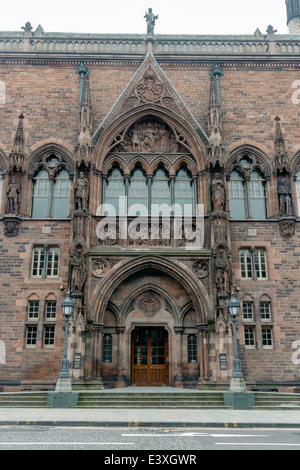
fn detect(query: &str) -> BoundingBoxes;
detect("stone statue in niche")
[278,177,293,216]
[75,172,89,211]
[112,121,183,153]
[211,173,225,212]
[6,176,20,215]
[70,250,86,293]
[215,247,229,294]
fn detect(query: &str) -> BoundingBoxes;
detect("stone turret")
[286,0,300,34]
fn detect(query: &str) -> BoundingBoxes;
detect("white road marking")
[122,432,269,438]
[0,442,135,446]
[215,443,300,447]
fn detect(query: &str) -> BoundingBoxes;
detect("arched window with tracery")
[31,153,71,219]
[228,155,267,220]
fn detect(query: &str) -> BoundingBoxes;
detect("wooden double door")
[131,327,169,386]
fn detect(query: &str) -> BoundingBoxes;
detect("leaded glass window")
[31,166,70,219]
[106,167,125,216]
[128,168,148,215]
[174,168,193,216]
[151,167,170,216]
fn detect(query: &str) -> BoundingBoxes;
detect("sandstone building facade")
[0,3,300,391]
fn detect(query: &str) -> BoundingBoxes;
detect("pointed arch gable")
[90,255,212,325]
[93,105,207,172]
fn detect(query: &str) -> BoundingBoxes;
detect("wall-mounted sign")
[73,353,82,369]
[219,353,227,370]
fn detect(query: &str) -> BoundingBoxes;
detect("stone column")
[197,324,209,387]
[173,326,183,387]
[92,323,104,389]
[115,326,126,388]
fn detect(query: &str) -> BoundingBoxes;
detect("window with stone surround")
[187,334,197,363]
[43,325,55,348]
[45,300,57,320]
[31,246,60,278]
[104,163,194,217]
[244,327,256,348]
[260,300,272,322]
[28,300,39,320]
[174,168,194,216]
[31,155,71,219]
[105,166,126,216]
[262,327,273,348]
[229,156,267,220]
[242,301,254,321]
[128,167,148,215]
[25,325,38,348]
[102,334,112,363]
[239,248,267,280]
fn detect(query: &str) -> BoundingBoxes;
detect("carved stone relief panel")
[111,120,186,153]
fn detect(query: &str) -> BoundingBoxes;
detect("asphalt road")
[0,426,299,452]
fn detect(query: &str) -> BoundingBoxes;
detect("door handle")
[147,356,151,365]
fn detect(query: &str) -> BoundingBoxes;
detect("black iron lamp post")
[55,288,75,392]
[228,289,247,392]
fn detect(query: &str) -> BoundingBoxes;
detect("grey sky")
[0,0,289,35]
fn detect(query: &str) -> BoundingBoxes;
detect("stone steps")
[251,393,300,410]
[75,392,230,409]
[0,393,49,408]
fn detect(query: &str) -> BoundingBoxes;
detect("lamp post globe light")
[55,288,75,392]
[228,289,247,393]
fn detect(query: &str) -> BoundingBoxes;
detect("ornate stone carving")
[91,259,110,277]
[128,222,171,246]
[279,219,295,238]
[138,292,161,317]
[112,120,182,154]
[3,216,21,238]
[192,260,209,278]
[135,74,164,103]
[98,224,121,246]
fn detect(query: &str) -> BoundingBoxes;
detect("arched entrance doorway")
[90,256,212,388]
[131,326,169,386]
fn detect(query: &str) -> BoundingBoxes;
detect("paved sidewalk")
[0,407,300,428]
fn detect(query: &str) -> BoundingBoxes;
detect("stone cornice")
[1,53,300,69]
